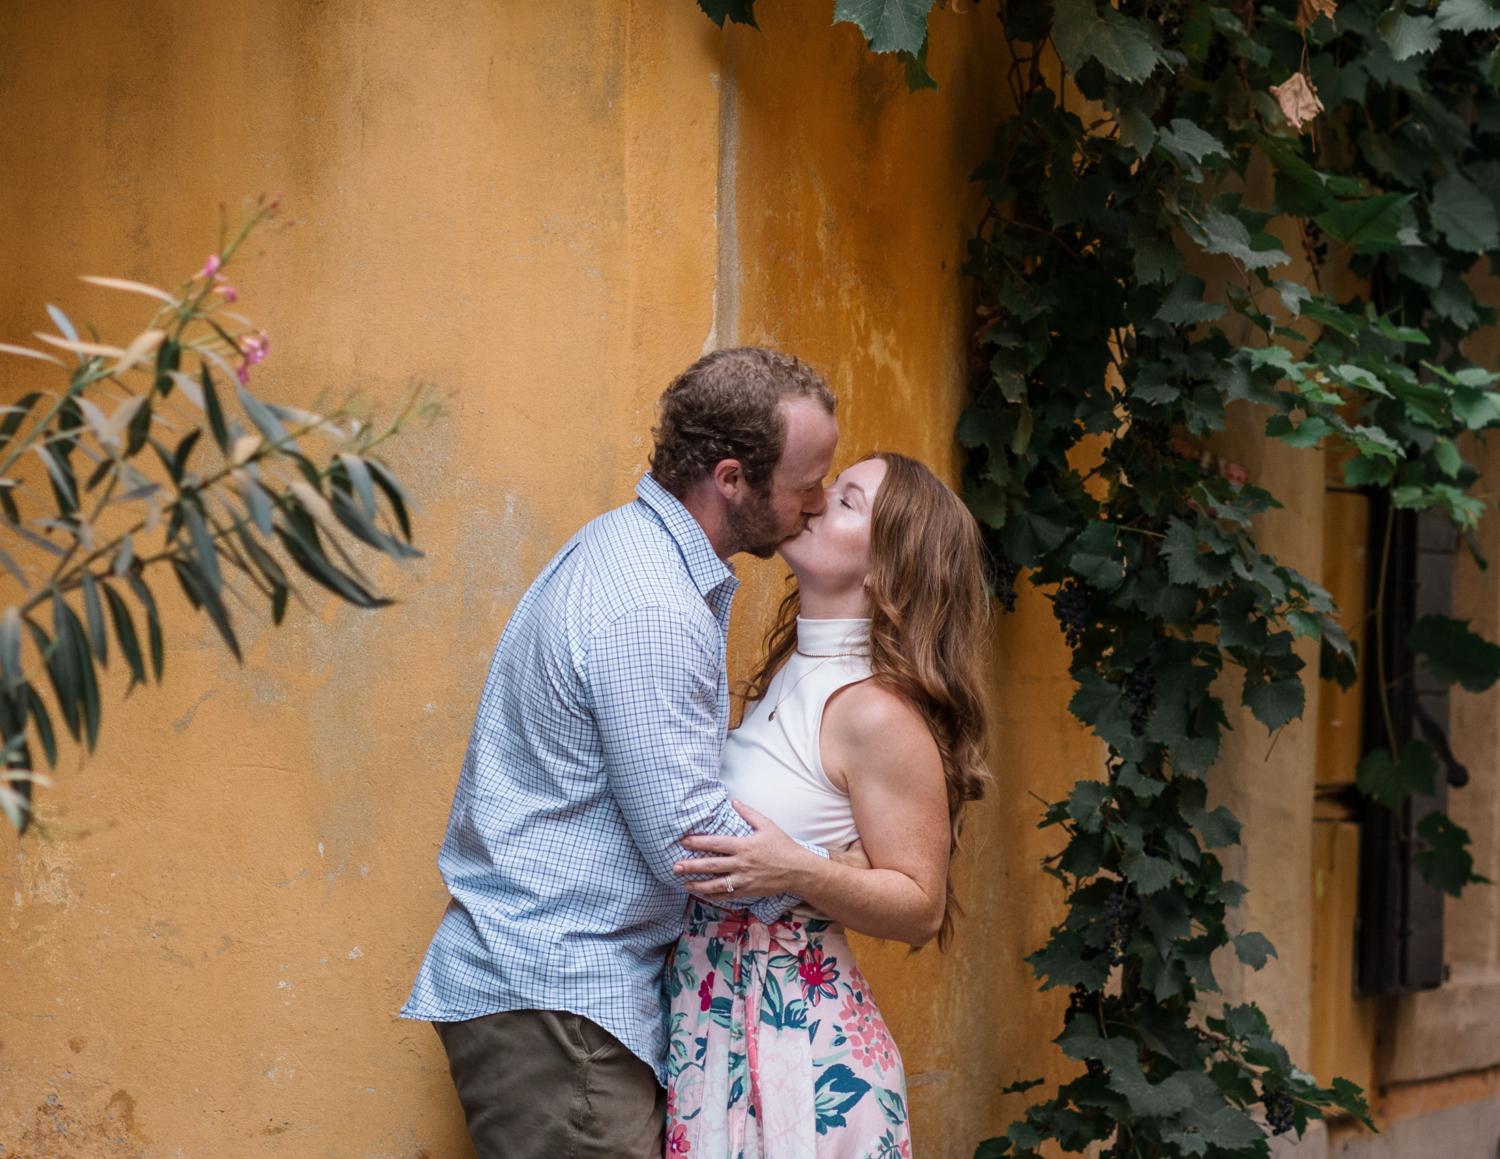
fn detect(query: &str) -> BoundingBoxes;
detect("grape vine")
[699,0,1500,1155]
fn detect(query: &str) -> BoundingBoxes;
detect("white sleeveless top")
[720,617,871,852]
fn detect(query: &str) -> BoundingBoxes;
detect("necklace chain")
[765,651,853,720]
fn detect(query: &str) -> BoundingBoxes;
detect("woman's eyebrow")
[847,481,867,502]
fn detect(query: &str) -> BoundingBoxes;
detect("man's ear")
[712,458,744,500]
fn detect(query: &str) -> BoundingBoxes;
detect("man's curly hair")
[650,347,835,498]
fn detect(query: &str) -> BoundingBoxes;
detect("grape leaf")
[834,0,933,54]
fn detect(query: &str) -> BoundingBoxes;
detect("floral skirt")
[663,900,911,1159]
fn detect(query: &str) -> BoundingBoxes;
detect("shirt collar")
[634,473,737,598]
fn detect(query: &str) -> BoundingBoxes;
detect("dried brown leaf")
[1296,0,1338,30]
[1270,72,1325,133]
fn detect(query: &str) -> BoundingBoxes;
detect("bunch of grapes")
[1125,663,1156,733]
[1053,576,1092,648]
[994,556,1020,615]
[1135,420,1174,458]
[1304,221,1331,267]
[1142,0,1185,47]
[1104,889,1141,966]
[1261,1086,1295,1136]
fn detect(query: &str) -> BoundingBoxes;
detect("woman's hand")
[674,801,821,898]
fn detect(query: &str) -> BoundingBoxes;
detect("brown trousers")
[434,1009,665,1159]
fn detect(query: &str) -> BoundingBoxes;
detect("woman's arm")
[674,682,950,947]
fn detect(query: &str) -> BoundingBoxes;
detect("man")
[403,347,841,1158]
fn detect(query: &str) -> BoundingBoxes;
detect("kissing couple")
[404,347,991,1158]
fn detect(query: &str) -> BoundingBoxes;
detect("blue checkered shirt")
[402,474,819,1081]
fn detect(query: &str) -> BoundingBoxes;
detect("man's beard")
[723,486,799,559]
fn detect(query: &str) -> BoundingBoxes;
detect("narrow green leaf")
[0,392,42,450]
[0,608,21,690]
[275,524,392,609]
[237,384,293,447]
[367,458,420,540]
[79,571,107,665]
[25,683,56,767]
[338,453,378,518]
[181,498,223,593]
[330,487,424,561]
[32,607,77,742]
[171,429,202,483]
[33,446,77,513]
[171,558,241,663]
[101,581,145,689]
[201,364,228,452]
[66,601,100,750]
[126,395,153,458]
[126,571,164,682]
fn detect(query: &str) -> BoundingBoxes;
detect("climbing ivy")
[702,0,1500,1154]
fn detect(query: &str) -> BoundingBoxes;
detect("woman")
[665,452,991,1158]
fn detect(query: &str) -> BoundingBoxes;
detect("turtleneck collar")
[795,616,870,657]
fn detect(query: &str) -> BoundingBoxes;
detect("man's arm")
[587,604,824,921]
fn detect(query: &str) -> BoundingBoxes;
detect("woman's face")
[777,457,888,602]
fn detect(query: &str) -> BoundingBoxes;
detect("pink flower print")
[667,1123,692,1155]
[699,972,716,1012]
[199,254,221,278]
[797,943,841,1005]
[666,1083,677,1119]
[839,987,896,1071]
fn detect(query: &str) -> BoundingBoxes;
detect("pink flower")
[236,364,250,385]
[839,987,895,1071]
[1223,461,1248,486]
[667,1124,692,1155]
[237,331,270,383]
[241,332,270,366]
[216,278,237,303]
[199,254,221,278]
[698,972,716,1012]
[797,944,841,1005]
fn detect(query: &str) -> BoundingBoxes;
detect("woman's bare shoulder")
[823,679,934,756]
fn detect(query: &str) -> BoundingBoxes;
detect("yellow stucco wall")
[1,2,1098,1155]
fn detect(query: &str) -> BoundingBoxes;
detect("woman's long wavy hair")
[743,452,992,949]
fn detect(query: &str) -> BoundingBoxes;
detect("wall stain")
[169,688,219,734]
